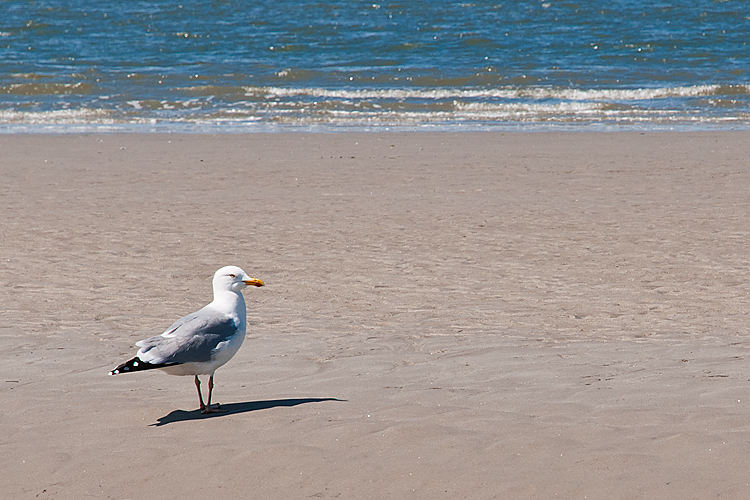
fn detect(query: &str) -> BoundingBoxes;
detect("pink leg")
[201,374,226,414]
[195,375,206,412]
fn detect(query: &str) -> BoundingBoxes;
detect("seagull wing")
[135,311,239,365]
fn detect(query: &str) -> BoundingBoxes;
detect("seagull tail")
[109,356,177,375]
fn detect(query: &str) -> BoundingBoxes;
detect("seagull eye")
[229,273,236,278]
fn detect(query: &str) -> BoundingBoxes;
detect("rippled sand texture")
[2,132,750,499]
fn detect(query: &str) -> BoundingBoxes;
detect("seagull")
[110,265,265,413]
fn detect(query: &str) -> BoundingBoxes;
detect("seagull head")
[213,265,265,293]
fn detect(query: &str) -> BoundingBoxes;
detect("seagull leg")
[195,375,207,412]
[202,373,225,414]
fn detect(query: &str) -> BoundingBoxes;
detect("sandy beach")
[2,131,750,499]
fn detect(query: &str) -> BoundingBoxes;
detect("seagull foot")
[200,403,226,414]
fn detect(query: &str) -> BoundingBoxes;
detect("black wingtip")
[110,356,172,375]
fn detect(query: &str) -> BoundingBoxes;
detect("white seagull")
[110,265,265,413]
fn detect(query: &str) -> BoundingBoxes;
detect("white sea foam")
[250,84,740,102]
[0,108,113,124]
[2,83,749,131]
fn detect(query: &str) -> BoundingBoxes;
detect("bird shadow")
[150,397,345,426]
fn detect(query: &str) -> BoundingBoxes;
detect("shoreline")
[3,122,750,135]
[2,131,750,499]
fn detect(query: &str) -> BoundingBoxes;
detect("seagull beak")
[243,277,265,287]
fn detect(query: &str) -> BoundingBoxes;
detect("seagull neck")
[210,289,247,317]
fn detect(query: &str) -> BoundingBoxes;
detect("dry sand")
[1,131,750,499]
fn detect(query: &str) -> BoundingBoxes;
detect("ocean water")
[1,0,749,132]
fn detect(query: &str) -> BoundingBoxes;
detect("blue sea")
[2,0,749,132]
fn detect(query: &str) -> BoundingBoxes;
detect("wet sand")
[2,132,750,499]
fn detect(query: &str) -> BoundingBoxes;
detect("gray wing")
[135,311,239,365]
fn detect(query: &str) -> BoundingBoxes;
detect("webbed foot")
[200,403,226,414]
